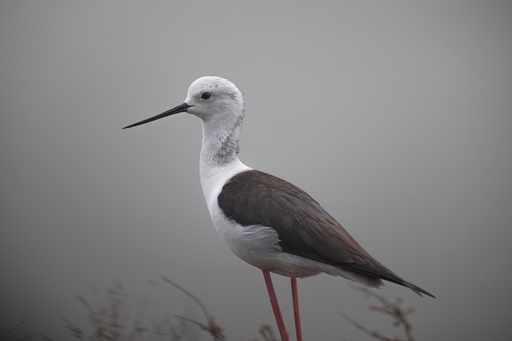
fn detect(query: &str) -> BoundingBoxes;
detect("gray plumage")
[218,169,434,298]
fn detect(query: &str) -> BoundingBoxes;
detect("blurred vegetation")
[0,319,54,341]
[64,279,186,341]
[341,284,417,341]
[2,280,419,341]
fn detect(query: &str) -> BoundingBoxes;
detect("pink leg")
[262,270,290,341]
[291,278,303,341]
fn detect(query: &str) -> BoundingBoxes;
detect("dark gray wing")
[218,170,434,298]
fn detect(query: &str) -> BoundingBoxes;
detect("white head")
[123,76,244,129]
[186,76,244,122]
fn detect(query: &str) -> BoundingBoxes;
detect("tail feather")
[401,279,436,298]
[385,272,435,298]
[341,262,436,298]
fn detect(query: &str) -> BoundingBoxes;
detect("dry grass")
[0,319,54,341]
[340,284,417,341]
[64,278,278,341]
[2,280,421,341]
[162,276,225,341]
[64,279,186,341]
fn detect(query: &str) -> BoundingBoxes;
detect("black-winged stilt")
[123,76,434,341]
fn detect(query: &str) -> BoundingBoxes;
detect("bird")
[123,76,434,341]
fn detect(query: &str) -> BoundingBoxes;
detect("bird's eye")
[200,92,212,100]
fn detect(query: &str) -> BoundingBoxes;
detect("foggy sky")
[1,1,511,340]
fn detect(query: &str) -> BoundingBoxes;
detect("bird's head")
[123,76,244,129]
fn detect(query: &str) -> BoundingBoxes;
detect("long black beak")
[123,103,192,129]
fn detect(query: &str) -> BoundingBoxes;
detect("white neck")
[199,117,251,211]
[199,115,242,167]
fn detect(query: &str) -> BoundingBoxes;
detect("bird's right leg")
[262,270,290,341]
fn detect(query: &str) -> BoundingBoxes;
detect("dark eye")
[200,92,212,100]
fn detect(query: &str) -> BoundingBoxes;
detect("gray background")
[1,1,511,340]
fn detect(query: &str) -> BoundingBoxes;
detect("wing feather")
[218,170,434,298]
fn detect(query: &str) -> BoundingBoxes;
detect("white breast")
[200,158,279,265]
[200,157,250,214]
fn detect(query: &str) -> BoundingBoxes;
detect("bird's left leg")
[291,277,302,341]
